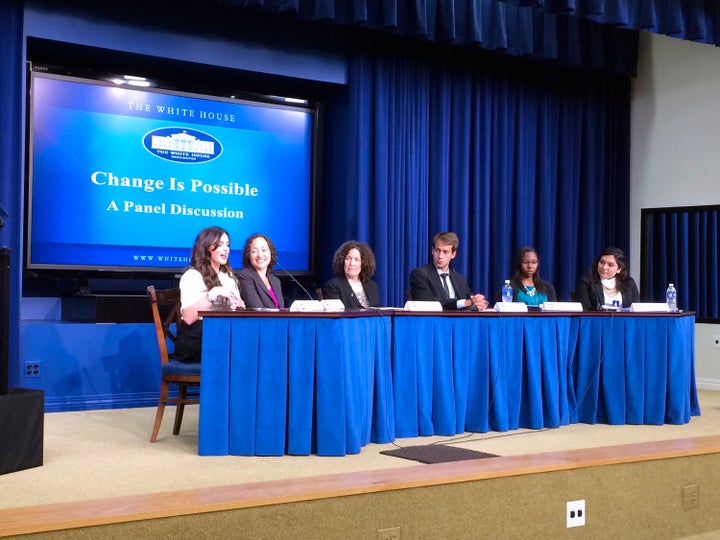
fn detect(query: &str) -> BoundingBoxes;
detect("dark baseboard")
[62,295,152,323]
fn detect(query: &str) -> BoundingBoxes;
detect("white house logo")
[143,128,222,163]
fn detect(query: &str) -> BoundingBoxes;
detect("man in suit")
[410,231,487,310]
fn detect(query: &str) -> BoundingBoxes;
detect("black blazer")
[575,271,640,310]
[409,263,473,310]
[236,267,285,309]
[323,277,381,309]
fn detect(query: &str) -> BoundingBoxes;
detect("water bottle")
[666,283,677,312]
[502,280,513,303]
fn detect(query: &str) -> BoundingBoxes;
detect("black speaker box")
[0,388,44,475]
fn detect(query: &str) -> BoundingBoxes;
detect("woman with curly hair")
[236,233,285,309]
[323,240,380,309]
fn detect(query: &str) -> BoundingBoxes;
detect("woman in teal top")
[510,247,557,306]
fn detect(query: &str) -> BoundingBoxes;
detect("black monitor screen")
[26,70,316,276]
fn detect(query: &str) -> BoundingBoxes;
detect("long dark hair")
[189,226,235,290]
[590,246,631,283]
[510,246,550,296]
[331,240,377,282]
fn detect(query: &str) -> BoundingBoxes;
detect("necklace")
[522,280,536,297]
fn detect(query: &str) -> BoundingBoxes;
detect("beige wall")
[14,453,720,539]
[631,33,720,388]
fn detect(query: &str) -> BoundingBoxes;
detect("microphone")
[274,261,316,301]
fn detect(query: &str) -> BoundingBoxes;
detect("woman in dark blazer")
[575,246,640,310]
[236,233,285,309]
[323,240,381,309]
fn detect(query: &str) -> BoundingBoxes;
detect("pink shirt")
[267,285,280,308]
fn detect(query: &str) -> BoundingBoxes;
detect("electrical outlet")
[566,499,585,528]
[713,334,720,349]
[24,361,41,378]
[377,526,401,540]
[683,484,699,509]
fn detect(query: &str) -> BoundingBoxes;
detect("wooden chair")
[147,285,200,442]
[316,287,323,301]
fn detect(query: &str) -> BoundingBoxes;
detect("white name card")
[630,303,671,313]
[320,299,345,311]
[494,302,529,312]
[541,302,584,312]
[403,301,443,312]
[289,300,324,312]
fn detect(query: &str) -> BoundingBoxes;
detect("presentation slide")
[28,73,314,273]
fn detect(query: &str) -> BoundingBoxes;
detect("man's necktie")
[440,273,450,298]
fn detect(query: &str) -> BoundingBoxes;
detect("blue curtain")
[219,0,720,71]
[322,35,631,306]
[0,0,22,247]
[0,0,23,385]
[642,207,720,321]
[220,0,639,75]
[502,0,720,45]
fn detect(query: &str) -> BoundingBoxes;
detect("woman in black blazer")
[575,246,640,310]
[237,233,285,309]
[323,240,381,309]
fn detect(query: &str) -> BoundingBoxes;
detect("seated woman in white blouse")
[176,226,243,362]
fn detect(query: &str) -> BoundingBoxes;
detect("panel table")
[199,309,698,454]
[392,311,574,437]
[570,311,700,425]
[392,311,699,437]
[199,310,394,456]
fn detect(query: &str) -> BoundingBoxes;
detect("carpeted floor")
[2,390,719,510]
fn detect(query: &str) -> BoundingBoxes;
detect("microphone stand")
[274,262,316,302]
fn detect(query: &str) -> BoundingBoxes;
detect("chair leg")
[172,384,187,435]
[151,380,170,442]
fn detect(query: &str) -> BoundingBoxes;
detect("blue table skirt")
[571,314,700,425]
[392,312,699,438]
[199,311,699,455]
[393,315,574,437]
[199,314,394,456]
